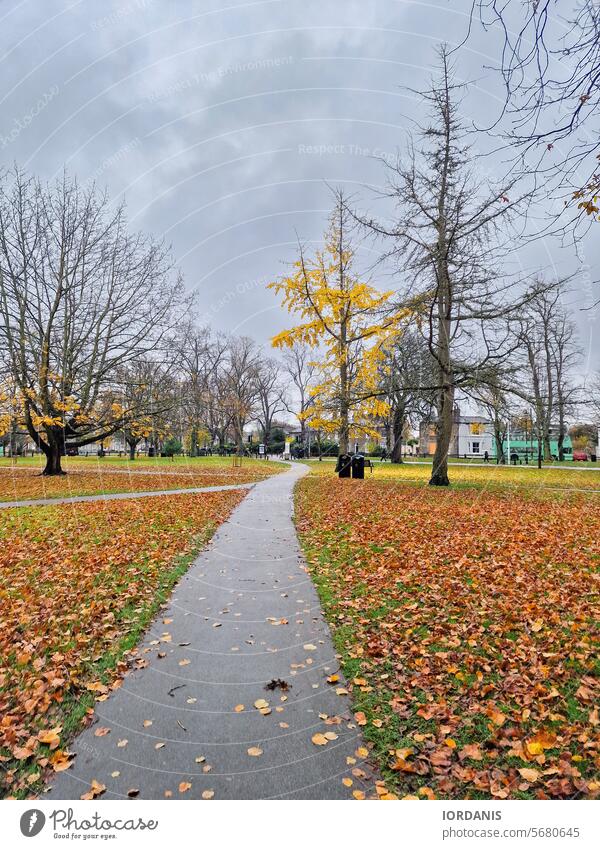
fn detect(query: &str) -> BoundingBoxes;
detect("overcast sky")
[1,0,598,381]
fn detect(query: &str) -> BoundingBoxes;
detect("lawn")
[0,456,283,502]
[402,457,600,468]
[304,459,600,494]
[0,489,246,798]
[295,471,600,799]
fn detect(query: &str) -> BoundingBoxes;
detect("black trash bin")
[351,453,365,479]
[335,453,352,478]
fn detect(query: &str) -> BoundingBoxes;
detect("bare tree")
[201,333,232,451]
[0,168,187,474]
[174,323,221,456]
[378,330,435,463]
[514,285,581,461]
[117,359,173,460]
[355,47,534,485]
[516,301,555,463]
[472,380,511,463]
[224,335,261,454]
[254,357,286,450]
[281,343,317,449]
[552,313,582,460]
[470,1,600,223]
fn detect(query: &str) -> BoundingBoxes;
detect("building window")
[472,441,480,454]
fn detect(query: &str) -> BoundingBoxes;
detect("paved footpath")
[0,483,254,510]
[48,462,371,800]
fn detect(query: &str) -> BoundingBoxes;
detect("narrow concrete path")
[48,462,370,800]
[0,465,281,477]
[0,482,255,509]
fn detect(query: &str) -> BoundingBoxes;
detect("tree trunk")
[190,426,198,458]
[41,439,65,476]
[10,418,18,457]
[338,428,349,455]
[428,62,453,489]
[429,382,453,486]
[338,322,349,455]
[529,349,550,463]
[235,420,244,455]
[429,268,453,486]
[338,376,349,454]
[391,406,404,463]
[557,404,566,462]
[127,439,137,461]
[495,431,505,464]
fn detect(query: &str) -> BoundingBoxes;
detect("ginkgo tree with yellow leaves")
[269,192,408,455]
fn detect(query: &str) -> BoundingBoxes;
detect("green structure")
[493,433,574,463]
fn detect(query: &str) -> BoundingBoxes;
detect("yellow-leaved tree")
[269,192,408,454]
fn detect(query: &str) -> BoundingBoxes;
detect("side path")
[48,462,372,800]
[0,483,255,510]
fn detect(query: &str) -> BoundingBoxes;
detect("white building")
[419,408,495,459]
[453,416,495,458]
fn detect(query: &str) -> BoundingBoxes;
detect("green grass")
[0,454,287,470]
[302,457,600,497]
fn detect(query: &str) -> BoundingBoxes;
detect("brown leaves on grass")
[0,490,244,798]
[0,459,278,503]
[297,477,600,800]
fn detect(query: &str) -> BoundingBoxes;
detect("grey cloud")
[0,0,598,373]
